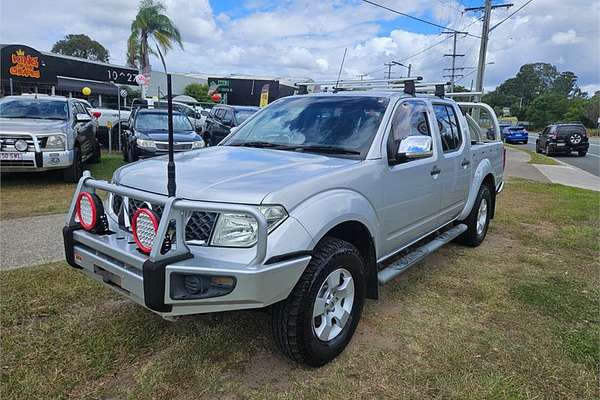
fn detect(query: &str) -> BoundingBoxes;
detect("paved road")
[519,133,600,177]
[0,214,66,270]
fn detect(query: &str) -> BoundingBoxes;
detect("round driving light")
[132,208,159,254]
[76,192,99,231]
[14,139,28,152]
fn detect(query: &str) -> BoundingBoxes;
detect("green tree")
[127,0,183,77]
[184,83,211,103]
[525,94,569,128]
[583,91,600,127]
[51,34,110,63]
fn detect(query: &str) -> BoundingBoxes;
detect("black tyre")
[126,143,138,163]
[272,237,366,366]
[535,145,542,153]
[456,183,492,247]
[63,147,83,183]
[88,142,101,164]
[578,151,587,157]
[545,144,553,156]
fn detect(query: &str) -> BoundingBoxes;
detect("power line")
[490,0,535,31]
[360,0,481,38]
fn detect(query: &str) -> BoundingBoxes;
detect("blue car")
[502,125,528,144]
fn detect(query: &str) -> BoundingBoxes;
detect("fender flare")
[457,158,495,221]
[290,189,380,249]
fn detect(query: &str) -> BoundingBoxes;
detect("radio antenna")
[335,48,348,89]
[156,44,176,197]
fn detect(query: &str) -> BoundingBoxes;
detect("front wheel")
[88,142,101,164]
[126,143,138,163]
[272,237,366,366]
[456,184,492,247]
[545,144,553,156]
[63,147,83,183]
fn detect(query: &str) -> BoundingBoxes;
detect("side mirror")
[76,113,92,123]
[200,110,209,117]
[396,136,433,161]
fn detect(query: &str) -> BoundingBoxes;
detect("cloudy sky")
[1,0,598,93]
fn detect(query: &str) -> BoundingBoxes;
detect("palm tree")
[127,0,183,78]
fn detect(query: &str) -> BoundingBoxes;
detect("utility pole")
[442,31,467,92]
[357,73,367,81]
[391,61,411,77]
[384,62,394,80]
[465,1,513,96]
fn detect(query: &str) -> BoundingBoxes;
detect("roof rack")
[294,77,483,99]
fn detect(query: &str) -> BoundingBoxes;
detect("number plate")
[0,152,22,160]
[556,143,566,147]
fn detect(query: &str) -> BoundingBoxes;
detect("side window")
[223,110,234,125]
[76,103,87,115]
[387,100,432,161]
[433,104,462,152]
[215,108,225,120]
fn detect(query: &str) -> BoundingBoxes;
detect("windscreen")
[223,96,389,157]
[135,113,193,132]
[235,109,256,124]
[0,98,69,120]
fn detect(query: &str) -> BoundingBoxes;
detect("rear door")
[379,99,443,256]
[432,102,471,224]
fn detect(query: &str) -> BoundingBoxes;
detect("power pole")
[357,73,367,81]
[384,62,394,79]
[465,1,513,96]
[442,31,467,92]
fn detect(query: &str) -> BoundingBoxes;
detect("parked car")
[502,125,528,144]
[499,123,511,138]
[0,95,100,182]
[202,105,259,145]
[121,108,205,162]
[63,89,504,366]
[536,123,589,156]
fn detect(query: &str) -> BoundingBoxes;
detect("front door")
[379,99,443,257]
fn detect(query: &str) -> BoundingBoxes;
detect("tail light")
[76,192,106,232]
[502,147,506,170]
[92,111,101,119]
[132,208,159,254]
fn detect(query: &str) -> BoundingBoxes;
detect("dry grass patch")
[1,179,598,399]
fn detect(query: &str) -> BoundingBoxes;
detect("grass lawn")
[1,179,598,400]
[0,152,124,220]
[505,144,559,166]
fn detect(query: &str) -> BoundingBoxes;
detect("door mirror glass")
[200,110,209,117]
[76,113,92,123]
[397,136,433,160]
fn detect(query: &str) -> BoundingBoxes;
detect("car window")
[0,98,70,120]
[134,112,194,131]
[388,100,432,160]
[75,102,87,115]
[224,95,389,157]
[215,108,225,120]
[223,110,234,124]
[433,104,462,152]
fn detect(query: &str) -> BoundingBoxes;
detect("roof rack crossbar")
[295,76,423,87]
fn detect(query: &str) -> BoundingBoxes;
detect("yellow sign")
[9,49,40,79]
[259,84,270,108]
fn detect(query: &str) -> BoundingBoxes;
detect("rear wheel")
[272,237,366,366]
[456,183,492,247]
[545,144,553,156]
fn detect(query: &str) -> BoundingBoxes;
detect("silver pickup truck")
[63,84,504,366]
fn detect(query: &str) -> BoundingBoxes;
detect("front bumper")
[0,149,74,172]
[63,175,313,317]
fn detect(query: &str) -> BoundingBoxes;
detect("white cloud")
[551,29,582,45]
[0,0,598,90]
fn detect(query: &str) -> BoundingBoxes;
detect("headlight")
[45,135,65,150]
[210,205,287,247]
[192,139,205,149]
[136,139,156,149]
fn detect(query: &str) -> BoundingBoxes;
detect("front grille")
[111,194,216,245]
[0,135,35,152]
[155,142,193,151]
[0,160,35,167]
[185,212,217,244]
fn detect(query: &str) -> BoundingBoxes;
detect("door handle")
[430,166,441,176]
[461,159,470,167]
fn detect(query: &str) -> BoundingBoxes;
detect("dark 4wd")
[536,123,589,157]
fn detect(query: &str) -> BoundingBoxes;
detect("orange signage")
[9,49,40,79]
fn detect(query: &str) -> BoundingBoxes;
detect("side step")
[377,224,467,285]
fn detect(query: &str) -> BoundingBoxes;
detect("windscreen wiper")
[294,145,361,155]
[231,141,295,149]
